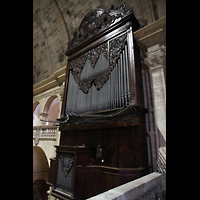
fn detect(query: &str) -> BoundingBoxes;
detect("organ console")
[48,3,150,200]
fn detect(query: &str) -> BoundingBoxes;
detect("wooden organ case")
[50,4,149,200]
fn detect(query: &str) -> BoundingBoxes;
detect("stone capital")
[144,46,166,69]
[40,112,48,118]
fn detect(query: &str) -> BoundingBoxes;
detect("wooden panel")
[53,5,149,200]
[76,130,87,146]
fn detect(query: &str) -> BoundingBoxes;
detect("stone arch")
[42,95,60,125]
[33,101,41,126]
[33,146,49,182]
[47,96,60,125]
[33,101,40,112]
[33,146,49,200]
[43,95,58,114]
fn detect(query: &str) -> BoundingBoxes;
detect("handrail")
[33,125,57,129]
[87,172,165,200]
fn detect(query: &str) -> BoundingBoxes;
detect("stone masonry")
[33,0,166,85]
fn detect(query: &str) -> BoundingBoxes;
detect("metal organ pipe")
[65,45,131,115]
[125,45,131,104]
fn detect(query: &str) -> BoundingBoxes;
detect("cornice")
[144,46,166,68]
[33,66,67,96]
[133,16,166,47]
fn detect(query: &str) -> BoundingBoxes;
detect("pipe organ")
[65,42,131,114]
[49,3,149,200]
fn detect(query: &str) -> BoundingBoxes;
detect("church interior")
[33,0,166,199]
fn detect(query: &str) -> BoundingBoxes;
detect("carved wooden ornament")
[69,33,127,93]
[60,154,75,177]
[68,3,131,93]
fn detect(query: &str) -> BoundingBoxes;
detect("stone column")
[40,112,48,125]
[144,47,166,173]
[56,82,65,145]
[134,16,166,173]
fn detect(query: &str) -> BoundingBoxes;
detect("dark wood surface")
[50,145,149,200]
[51,4,150,200]
[59,111,148,169]
[60,7,141,117]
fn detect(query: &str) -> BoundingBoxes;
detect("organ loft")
[45,4,150,200]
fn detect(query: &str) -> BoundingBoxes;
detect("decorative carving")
[70,57,82,83]
[84,42,108,68]
[109,33,127,70]
[79,9,105,37]
[79,79,93,93]
[70,42,108,93]
[93,73,109,90]
[69,32,127,93]
[67,3,131,50]
[108,3,132,19]
[60,154,75,177]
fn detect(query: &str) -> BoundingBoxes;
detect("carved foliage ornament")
[60,154,75,177]
[67,3,131,50]
[69,33,127,93]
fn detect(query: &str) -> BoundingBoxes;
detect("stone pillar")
[144,47,166,173]
[134,16,166,173]
[40,112,48,125]
[56,82,65,145]
[142,64,157,172]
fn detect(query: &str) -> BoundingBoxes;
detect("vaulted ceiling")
[33,0,69,85]
[33,0,165,85]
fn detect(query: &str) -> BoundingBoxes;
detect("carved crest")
[67,4,130,94]
[67,3,131,50]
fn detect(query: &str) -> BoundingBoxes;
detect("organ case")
[50,4,149,200]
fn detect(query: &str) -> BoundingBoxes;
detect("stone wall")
[33,0,166,85]
[33,2,166,198]
[87,172,166,200]
[134,16,166,173]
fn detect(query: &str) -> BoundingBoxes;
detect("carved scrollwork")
[67,3,131,50]
[94,73,109,90]
[108,3,132,19]
[84,42,108,68]
[109,33,127,70]
[79,79,93,93]
[70,57,82,83]
[69,32,127,93]
[60,154,74,177]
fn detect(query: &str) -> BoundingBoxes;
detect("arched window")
[33,102,41,126]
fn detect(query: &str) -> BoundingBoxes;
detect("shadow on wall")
[157,128,166,173]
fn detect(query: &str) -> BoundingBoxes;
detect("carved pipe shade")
[69,33,127,93]
[62,3,141,116]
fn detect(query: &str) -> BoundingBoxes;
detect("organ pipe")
[65,44,131,115]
